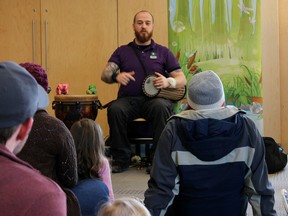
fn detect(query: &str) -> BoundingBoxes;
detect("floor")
[111,165,149,201]
[111,164,288,215]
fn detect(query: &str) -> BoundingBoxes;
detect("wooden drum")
[52,95,101,129]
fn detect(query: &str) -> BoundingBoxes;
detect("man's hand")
[116,71,136,86]
[153,72,170,89]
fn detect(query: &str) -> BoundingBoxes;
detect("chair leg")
[145,143,150,162]
[135,143,141,156]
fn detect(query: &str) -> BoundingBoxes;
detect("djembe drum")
[142,75,186,101]
[52,95,101,129]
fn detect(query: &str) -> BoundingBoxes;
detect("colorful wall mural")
[168,0,263,133]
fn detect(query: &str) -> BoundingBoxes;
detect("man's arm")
[169,69,186,88]
[244,117,277,215]
[153,69,186,89]
[101,62,135,86]
[101,62,119,84]
[144,121,179,216]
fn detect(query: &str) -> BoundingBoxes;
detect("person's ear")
[16,118,33,141]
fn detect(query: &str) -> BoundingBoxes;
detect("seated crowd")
[0,63,277,215]
[0,61,150,216]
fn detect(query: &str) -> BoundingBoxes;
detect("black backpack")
[263,137,287,174]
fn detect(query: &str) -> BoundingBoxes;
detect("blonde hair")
[98,197,151,216]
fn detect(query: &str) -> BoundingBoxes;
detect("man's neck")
[134,39,152,46]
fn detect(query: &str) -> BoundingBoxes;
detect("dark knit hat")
[19,62,48,92]
[187,70,225,110]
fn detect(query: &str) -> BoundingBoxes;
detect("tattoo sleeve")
[101,62,119,83]
[171,68,182,73]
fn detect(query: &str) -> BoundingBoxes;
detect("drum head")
[54,94,98,102]
[143,75,160,97]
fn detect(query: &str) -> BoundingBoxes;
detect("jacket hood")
[171,106,246,161]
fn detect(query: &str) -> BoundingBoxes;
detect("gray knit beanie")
[187,70,225,110]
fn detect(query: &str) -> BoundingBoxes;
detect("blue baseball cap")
[0,61,49,128]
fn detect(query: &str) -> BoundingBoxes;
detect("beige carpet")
[111,165,288,215]
[111,166,148,200]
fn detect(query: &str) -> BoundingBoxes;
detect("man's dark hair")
[0,126,18,144]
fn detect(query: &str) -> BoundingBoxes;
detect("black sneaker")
[112,163,129,173]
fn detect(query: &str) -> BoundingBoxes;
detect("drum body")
[157,87,186,101]
[52,95,100,129]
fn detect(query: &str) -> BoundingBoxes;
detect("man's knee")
[149,99,172,116]
[108,101,126,117]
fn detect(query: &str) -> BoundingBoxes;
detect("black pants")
[107,96,173,165]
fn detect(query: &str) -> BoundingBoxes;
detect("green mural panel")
[169,0,263,133]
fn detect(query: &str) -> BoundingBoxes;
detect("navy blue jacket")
[144,106,276,216]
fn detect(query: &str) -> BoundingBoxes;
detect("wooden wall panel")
[41,0,118,137]
[279,0,288,150]
[0,0,41,63]
[261,0,281,143]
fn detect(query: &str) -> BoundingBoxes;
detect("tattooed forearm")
[171,68,182,73]
[108,62,119,74]
[170,68,186,87]
[101,62,119,83]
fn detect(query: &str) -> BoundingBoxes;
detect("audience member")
[17,62,78,188]
[0,61,66,215]
[98,197,151,216]
[144,70,277,215]
[17,62,80,216]
[72,179,109,216]
[101,10,186,173]
[70,118,113,215]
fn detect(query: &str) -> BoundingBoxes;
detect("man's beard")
[135,31,153,43]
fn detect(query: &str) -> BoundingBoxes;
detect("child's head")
[70,118,105,180]
[98,197,151,216]
[187,70,225,110]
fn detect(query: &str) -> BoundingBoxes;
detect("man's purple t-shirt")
[108,39,181,98]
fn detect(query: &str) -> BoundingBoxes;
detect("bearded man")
[101,10,186,173]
